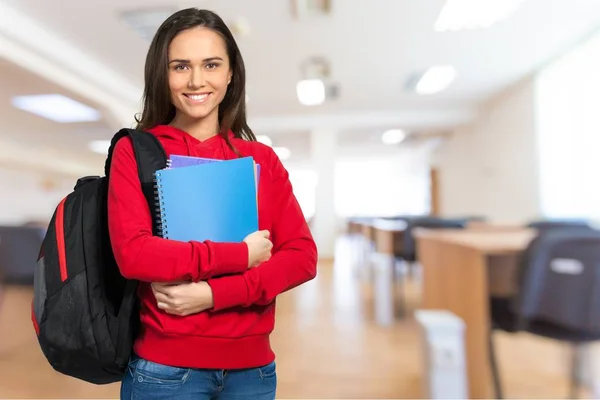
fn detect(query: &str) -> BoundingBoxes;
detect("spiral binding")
[154,170,169,238]
[166,159,173,169]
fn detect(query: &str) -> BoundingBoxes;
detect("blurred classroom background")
[2,0,600,398]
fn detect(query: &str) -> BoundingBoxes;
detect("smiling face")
[167,27,232,129]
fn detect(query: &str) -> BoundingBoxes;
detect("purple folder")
[167,154,222,168]
[168,154,260,186]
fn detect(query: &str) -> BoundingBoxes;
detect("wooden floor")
[0,237,593,399]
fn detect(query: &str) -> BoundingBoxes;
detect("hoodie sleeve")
[107,137,249,282]
[206,147,318,310]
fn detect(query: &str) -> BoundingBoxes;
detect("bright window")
[334,156,430,217]
[536,32,600,219]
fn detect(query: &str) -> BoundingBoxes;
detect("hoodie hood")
[147,125,234,159]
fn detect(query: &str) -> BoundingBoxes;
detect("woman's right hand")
[243,230,273,268]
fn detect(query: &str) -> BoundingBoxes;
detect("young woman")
[107,8,317,400]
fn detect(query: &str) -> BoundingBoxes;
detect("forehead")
[169,27,228,60]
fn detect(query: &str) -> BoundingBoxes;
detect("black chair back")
[527,218,591,231]
[513,228,600,337]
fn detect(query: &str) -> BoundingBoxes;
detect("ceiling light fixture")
[415,65,457,95]
[120,7,176,41]
[296,79,326,106]
[292,0,332,19]
[296,56,338,106]
[11,94,101,123]
[434,0,526,32]
[381,129,407,145]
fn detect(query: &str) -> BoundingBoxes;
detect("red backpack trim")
[31,301,40,335]
[56,197,68,282]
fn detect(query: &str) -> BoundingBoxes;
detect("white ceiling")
[2,0,600,174]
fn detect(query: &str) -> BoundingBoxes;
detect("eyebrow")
[168,57,224,64]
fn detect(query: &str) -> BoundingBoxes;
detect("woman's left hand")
[151,281,214,316]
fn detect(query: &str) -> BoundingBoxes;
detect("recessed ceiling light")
[88,140,111,155]
[273,146,291,160]
[292,0,332,18]
[381,129,407,145]
[256,135,273,147]
[296,79,326,106]
[120,7,176,41]
[434,0,525,32]
[11,94,101,123]
[415,65,457,95]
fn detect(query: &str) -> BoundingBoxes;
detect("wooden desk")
[347,218,408,252]
[372,219,407,255]
[368,219,408,325]
[415,228,536,399]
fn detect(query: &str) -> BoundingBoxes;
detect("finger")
[157,302,169,310]
[166,307,184,316]
[165,281,187,286]
[260,230,270,238]
[155,285,176,297]
[154,292,170,305]
[152,283,169,294]
[174,308,187,316]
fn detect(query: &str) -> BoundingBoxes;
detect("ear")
[227,70,232,85]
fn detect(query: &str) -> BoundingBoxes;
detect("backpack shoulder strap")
[105,128,167,178]
[105,128,167,236]
[126,129,168,183]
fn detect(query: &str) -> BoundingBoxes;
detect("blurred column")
[311,129,337,259]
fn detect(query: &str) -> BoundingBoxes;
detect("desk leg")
[418,240,493,399]
[373,253,399,326]
[358,236,374,282]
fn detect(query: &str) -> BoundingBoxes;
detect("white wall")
[0,167,73,226]
[434,78,541,223]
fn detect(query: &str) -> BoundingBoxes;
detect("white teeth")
[188,94,208,101]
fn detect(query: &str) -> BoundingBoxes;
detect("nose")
[188,66,205,89]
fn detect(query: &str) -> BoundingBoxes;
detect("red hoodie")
[107,125,317,369]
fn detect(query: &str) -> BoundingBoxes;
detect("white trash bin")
[415,310,468,399]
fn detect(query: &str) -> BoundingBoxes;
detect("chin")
[186,110,212,120]
[177,106,214,121]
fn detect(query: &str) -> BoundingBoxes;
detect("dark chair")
[0,225,46,285]
[401,217,468,262]
[527,218,591,231]
[489,228,600,398]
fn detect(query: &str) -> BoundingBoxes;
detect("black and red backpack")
[32,128,166,384]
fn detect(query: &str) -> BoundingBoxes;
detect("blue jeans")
[121,355,277,400]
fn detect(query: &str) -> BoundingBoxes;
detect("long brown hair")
[135,8,256,148]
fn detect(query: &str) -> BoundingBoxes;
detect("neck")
[170,112,220,142]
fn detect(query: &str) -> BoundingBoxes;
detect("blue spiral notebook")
[154,156,258,243]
